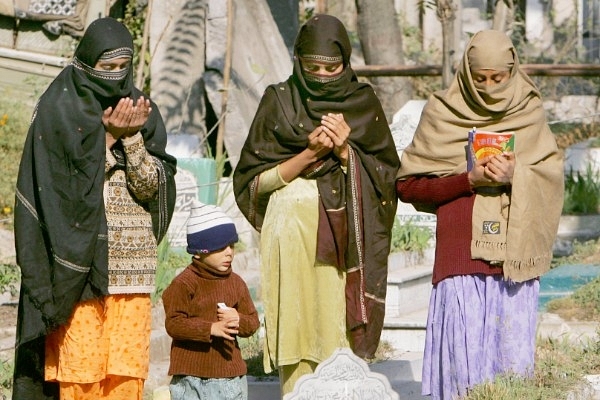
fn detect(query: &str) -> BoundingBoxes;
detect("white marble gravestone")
[390,100,437,231]
[282,347,399,400]
[390,99,427,158]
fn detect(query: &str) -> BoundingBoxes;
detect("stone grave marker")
[283,347,399,400]
[390,100,437,232]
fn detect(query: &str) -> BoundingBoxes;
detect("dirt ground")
[0,303,17,328]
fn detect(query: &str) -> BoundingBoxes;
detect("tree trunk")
[355,0,412,121]
[326,0,357,32]
[436,0,456,89]
[492,0,515,34]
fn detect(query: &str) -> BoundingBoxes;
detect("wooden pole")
[352,63,600,77]
[216,0,234,178]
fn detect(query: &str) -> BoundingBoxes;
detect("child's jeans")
[169,375,248,400]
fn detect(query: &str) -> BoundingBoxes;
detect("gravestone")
[165,134,219,249]
[390,100,437,232]
[283,347,399,400]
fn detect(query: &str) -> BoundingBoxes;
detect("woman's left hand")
[485,152,515,184]
[321,113,350,166]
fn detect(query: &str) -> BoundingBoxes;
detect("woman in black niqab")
[12,17,176,399]
[233,14,399,395]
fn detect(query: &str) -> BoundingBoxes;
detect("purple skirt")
[421,274,539,399]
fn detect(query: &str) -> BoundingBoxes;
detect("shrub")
[0,92,33,224]
[152,239,190,304]
[390,217,433,254]
[562,165,600,215]
[0,263,20,297]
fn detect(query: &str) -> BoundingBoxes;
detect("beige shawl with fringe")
[397,30,564,282]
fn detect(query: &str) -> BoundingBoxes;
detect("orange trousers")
[45,294,151,400]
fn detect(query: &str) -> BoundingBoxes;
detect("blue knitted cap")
[186,201,238,254]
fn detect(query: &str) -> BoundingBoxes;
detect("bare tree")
[492,0,515,34]
[436,0,457,88]
[355,0,412,121]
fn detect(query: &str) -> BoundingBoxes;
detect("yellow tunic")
[258,167,349,374]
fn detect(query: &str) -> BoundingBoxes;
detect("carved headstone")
[390,100,437,231]
[283,347,399,400]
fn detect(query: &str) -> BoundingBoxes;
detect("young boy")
[162,201,260,400]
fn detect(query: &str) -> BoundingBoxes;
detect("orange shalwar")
[45,294,151,400]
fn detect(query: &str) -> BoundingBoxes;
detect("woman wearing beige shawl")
[396,30,563,399]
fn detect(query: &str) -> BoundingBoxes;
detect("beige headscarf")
[397,30,564,282]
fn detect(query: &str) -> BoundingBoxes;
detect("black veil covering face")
[234,14,399,359]
[71,16,135,108]
[12,17,176,399]
[293,13,353,99]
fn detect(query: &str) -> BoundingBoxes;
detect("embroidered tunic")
[105,133,159,294]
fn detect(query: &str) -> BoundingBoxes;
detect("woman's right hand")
[307,126,334,160]
[103,97,151,148]
[468,156,493,187]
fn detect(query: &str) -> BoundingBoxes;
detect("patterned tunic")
[104,133,159,294]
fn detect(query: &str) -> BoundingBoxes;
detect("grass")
[545,276,600,321]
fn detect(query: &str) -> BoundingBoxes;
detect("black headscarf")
[233,14,399,359]
[12,17,177,399]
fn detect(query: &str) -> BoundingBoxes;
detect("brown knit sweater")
[162,260,260,378]
[396,172,503,285]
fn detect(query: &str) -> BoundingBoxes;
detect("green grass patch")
[0,358,13,398]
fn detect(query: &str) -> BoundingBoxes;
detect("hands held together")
[308,113,350,166]
[468,152,515,188]
[103,96,151,149]
[211,306,240,341]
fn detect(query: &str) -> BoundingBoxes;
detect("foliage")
[119,1,151,93]
[546,276,600,321]
[239,331,278,379]
[570,276,600,318]
[548,239,600,321]
[562,165,600,215]
[0,88,33,225]
[551,237,600,268]
[0,359,13,398]
[390,218,433,253]
[152,239,190,304]
[0,263,20,297]
[298,0,314,23]
[552,121,599,150]
[400,22,442,99]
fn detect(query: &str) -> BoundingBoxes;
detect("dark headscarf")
[233,14,399,358]
[12,17,177,399]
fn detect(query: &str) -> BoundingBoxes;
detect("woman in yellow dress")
[233,14,399,396]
